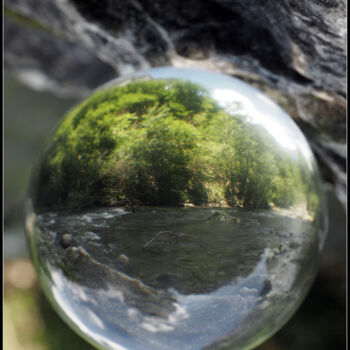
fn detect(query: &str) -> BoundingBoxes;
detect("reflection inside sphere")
[26,68,327,350]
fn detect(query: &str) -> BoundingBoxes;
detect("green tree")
[32,78,318,213]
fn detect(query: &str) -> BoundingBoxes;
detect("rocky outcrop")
[4,0,346,204]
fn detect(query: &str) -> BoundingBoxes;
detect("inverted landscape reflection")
[26,68,327,350]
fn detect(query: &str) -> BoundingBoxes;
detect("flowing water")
[27,206,320,350]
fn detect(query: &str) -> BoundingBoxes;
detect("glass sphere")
[25,68,327,350]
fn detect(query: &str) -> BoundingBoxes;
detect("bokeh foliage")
[32,79,320,213]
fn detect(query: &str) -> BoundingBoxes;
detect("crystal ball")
[25,68,327,350]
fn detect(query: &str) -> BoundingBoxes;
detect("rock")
[4,0,346,205]
[4,15,116,98]
[62,246,176,318]
[60,233,74,249]
[116,254,129,269]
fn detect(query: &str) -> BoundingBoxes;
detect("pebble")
[117,254,129,268]
[60,234,73,249]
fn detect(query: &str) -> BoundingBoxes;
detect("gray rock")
[4,0,346,205]
[4,15,117,98]
[62,246,176,318]
[60,233,74,249]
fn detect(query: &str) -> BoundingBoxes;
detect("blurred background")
[4,72,346,350]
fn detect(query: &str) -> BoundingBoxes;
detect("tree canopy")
[32,79,321,216]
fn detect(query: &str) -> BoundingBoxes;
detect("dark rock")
[259,279,272,297]
[4,0,346,204]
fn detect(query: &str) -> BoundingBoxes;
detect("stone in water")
[25,68,327,350]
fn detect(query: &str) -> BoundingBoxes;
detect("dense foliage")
[33,79,321,214]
